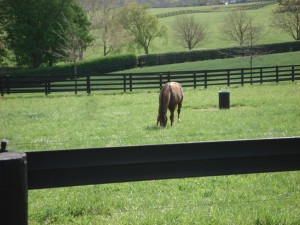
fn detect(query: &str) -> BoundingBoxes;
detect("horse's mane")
[159,83,171,115]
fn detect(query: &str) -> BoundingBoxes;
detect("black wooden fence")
[155,2,275,18]
[1,137,300,224]
[1,65,299,96]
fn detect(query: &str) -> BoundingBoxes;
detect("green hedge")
[138,41,300,67]
[4,54,137,76]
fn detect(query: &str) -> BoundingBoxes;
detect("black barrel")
[219,91,230,109]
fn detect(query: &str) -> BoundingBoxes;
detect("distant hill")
[135,0,250,7]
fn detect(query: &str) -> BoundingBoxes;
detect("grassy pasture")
[151,5,292,53]
[1,3,300,222]
[119,51,300,73]
[86,4,293,58]
[1,80,300,224]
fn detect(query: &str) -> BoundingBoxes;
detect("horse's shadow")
[145,125,161,131]
[145,124,176,131]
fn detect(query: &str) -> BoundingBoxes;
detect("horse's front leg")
[170,111,175,126]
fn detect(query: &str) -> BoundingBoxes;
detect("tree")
[271,0,300,41]
[1,0,92,68]
[0,5,8,66]
[94,0,131,56]
[220,10,264,72]
[220,10,258,47]
[54,7,93,76]
[172,15,208,50]
[118,2,167,54]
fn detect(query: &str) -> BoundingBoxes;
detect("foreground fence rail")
[1,65,299,96]
[1,137,300,224]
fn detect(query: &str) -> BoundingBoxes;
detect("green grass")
[1,81,300,224]
[119,51,300,73]
[1,3,300,222]
[2,82,299,150]
[86,4,294,58]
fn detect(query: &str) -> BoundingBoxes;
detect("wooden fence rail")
[26,137,300,190]
[1,65,299,96]
[1,137,300,224]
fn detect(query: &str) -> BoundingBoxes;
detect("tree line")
[0,0,299,70]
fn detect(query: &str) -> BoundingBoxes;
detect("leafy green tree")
[54,6,93,76]
[89,0,131,56]
[118,2,167,54]
[0,0,92,68]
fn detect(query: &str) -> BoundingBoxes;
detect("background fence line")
[155,2,276,18]
[1,64,299,96]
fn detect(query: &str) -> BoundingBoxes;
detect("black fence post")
[159,73,163,89]
[291,65,294,82]
[87,75,91,94]
[227,70,230,86]
[123,75,127,93]
[276,66,279,83]
[193,72,196,89]
[44,77,50,96]
[74,76,78,95]
[0,141,28,225]
[241,68,244,86]
[204,71,208,88]
[129,74,133,92]
[6,75,10,95]
[1,77,4,96]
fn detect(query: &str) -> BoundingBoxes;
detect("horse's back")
[168,82,183,103]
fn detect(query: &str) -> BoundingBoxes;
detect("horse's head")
[157,113,167,127]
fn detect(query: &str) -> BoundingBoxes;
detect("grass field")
[1,80,300,224]
[1,3,300,223]
[119,51,300,73]
[86,4,294,58]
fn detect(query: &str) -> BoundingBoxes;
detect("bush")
[5,54,137,76]
[138,41,300,67]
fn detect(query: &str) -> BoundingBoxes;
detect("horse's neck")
[159,88,170,114]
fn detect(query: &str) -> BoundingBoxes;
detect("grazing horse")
[157,82,183,127]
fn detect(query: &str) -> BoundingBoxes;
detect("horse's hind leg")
[177,102,182,123]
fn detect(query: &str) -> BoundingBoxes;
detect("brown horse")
[157,82,183,127]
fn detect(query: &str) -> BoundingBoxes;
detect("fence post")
[159,73,163,89]
[1,77,4,96]
[291,65,295,82]
[204,71,208,88]
[227,70,230,86]
[193,72,196,89]
[260,68,263,84]
[276,66,279,83]
[74,76,78,94]
[241,69,244,86]
[86,75,91,94]
[44,76,50,96]
[6,75,10,95]
[129,74,132,92]
[0,141,28,225]
[123,75,127,93]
